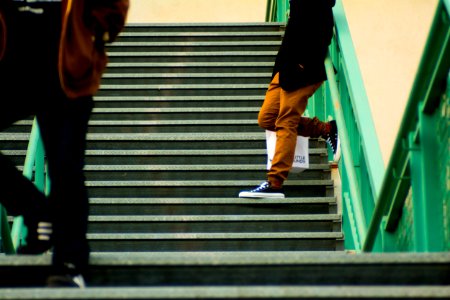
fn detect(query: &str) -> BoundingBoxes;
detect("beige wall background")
[127,0,266,23]
[126,0,439,165]
[341,0,438,164]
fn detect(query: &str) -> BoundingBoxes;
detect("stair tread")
[94,95,263,101]
[119,31,283,37]
[107,52,276,58]
[89,197,336,204]
[85,179,334,187]
[4,149,328,156]
[111,41,282,46]
[1,286,449,299]
[100,83,267,89]
[87,232,343,240]
[92,107,260,113]
[83,164,330,171]
[108,62,273,66]
[88,214,341,222]
[102,72,272,77]
[3,252,450,266]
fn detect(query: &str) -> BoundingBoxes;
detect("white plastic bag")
[266,130,309,173]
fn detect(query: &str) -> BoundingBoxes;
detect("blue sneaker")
[239,181,285,199]
[326,120,340,162]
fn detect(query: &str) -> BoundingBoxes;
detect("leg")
[297,116,330,138]
[258,73,282,131]
[267,81,323,187]
[37,95,93,276]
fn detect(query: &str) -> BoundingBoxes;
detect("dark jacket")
[273,0,335,91]
[59,0,129,98]
[0,0,129,99]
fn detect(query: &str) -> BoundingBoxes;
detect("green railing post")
[410,101,446,252]
[325,54,367,249]
[10,118,46,250]
[363,0,450,252]
[0,205,15,254]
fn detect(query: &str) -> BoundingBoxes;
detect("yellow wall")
[127,0,266,23]
[125,0,439,165]
[341,0,438,164]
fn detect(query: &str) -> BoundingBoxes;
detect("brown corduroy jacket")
[59,0,129,99]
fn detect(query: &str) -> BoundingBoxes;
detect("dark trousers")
[0,1,92,274]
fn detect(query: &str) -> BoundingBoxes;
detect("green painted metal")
[266,0,450,253]
[363,0,450,252]
[0,205,14,254]
[325,54,367,248]
[265,0,384,251]
[266,0,289,22]
[8,118,47,251]
[444,72,450,251]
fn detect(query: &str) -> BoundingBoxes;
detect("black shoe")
[239,181,285,199]
[325,120,340,162]
[47,263,86,288]
[47,274,86,288]
[16,220,52,254]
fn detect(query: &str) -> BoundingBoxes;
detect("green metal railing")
[267,0,450,252]
[267,0,384,251]
[0,119,48,254]
[363,0,450,252]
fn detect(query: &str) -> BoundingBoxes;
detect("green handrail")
[363,0,450,252]
[0,118,47,253]
[265,0,384,251]
[266,0,450,252]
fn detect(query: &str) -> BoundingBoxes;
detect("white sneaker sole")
[238,191,285,199]
[333,138,341,162]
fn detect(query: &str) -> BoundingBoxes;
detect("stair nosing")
[88,197,337,205]
[88,214,342,222]
[83,164,331,171]
[85,180,334,187]
[87,232,343,240]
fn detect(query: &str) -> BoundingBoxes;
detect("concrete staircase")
[1,23,449,299]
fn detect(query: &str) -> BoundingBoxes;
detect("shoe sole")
[333,138,341,162]
[238,192,285,199]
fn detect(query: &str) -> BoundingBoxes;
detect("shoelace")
[326,134,337,152]
[253,182,270,192]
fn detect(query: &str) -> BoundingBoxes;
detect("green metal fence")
[364,0,450,252]
[267,0,450,252]
[0,119,48,254]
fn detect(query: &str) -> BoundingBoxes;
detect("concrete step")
[92,95,265,108]
[121,23,285,33]
[87,232,343,252]
[84,179,335,198]
[87,214,342,234]
[3,148,330,166]
[89,107,261,120]
[1,252,449,287]
[88,197,338,216]
[82,164,331,181]
[104,61,274,75]
[1,286,449,299]
[100,72,272,85]
[107,41,281,54]
[114,31,283,43]
[106,52,276,64]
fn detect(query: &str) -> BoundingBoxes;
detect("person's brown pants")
[258,73,328,188]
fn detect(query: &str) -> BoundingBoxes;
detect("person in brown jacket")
[239,0,339,199]
[0,0,129,287]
